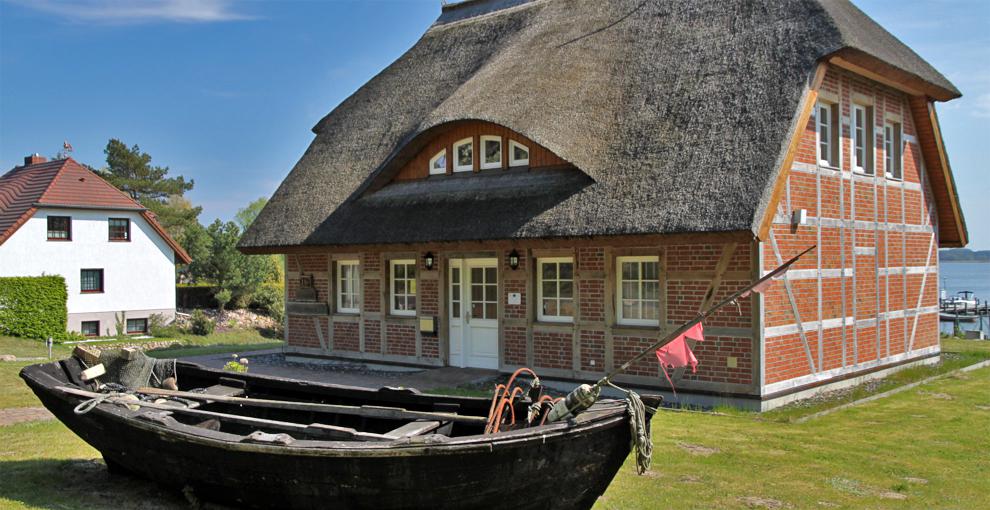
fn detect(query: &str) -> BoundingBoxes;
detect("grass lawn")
[1,337,987,509]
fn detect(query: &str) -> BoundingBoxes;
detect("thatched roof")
[240,0,959,251]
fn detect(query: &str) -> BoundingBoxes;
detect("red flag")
[656,323,705,395]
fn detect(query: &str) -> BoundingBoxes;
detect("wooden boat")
[20,357,660,510]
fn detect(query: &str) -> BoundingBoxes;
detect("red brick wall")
[764,65,940,386]
[333,321,360,352]
[533,331,572,370]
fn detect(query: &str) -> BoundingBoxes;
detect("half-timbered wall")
[761,65,941,396]
[282,236,760,397]
[393,120,569,181]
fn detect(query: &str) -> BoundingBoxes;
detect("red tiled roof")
[0,157,191,264]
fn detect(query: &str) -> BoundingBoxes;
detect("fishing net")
[97,349,177,391]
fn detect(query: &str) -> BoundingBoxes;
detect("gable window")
[336,260,360,314]
[390,259,417,316]
[616,256,660,326]
[47,216,71,241]
[453,138,473,173]
[429,149,447,176]
[109,218,130,241]
[884,122,902,180]
[852,104,874,175]
[80,320,100,337]
[509,140,529,167]
[816,102,839,167]
[126,318,148,335]
[80,269,104,293]
[481,135,502,170]
[537,257,574,323]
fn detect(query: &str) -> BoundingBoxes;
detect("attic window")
[481,135,502,170]
[884,122,902,180]
[453,138,473,173]
[509,140,529,167]
[429,149,447,175]
[852,104,874,175]
[816,102,839,168]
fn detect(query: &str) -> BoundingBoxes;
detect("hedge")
[0,276,69,339]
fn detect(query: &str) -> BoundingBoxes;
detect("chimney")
[24,153,47,166]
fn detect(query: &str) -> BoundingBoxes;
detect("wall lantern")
[508,249,520,270]
[424,252,435,270]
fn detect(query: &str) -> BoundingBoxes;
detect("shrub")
[149,313,182,338]
[0,276,69,340]
[189,309,215,336]
[215,289,233,312]
[251,282,284,326]
[114,311,128,340]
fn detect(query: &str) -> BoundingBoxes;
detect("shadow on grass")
[0,458,194,509]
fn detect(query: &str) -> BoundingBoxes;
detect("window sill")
[109,239,131,242]
[80,291,104,294]
[885,173,903,181]
[612,323,661,333]
[47,238,72,242]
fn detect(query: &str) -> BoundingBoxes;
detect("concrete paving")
[178,349,498,392]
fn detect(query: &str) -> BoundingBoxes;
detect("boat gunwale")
[20,360,638,458]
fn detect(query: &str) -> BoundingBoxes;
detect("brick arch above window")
[391,120,570,182]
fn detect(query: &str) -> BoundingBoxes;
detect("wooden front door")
[448,258,499,369]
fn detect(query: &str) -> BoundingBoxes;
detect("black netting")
[97,349,177,390]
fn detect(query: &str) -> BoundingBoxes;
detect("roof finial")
[57,139,74,160]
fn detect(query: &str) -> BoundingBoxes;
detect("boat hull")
[22,361,654,510]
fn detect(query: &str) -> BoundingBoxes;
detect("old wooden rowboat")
[21,358,659,510]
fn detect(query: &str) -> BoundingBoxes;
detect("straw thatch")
[240,0,957,251]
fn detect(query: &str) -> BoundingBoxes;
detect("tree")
[100,139,202,242]
[235,197,268,231]
[193,220,279,305]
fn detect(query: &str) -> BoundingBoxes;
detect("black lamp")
[508,249,520,270]
[424,252,435,270]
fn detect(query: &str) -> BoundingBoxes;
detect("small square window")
[47,216,71,241]
[126,318,148,335]
[109,218,130,241]
[537,257,574,323]
[453,138,473,173]
[481,136,502,170]
[80,321,100,337]
[80,269,104,293]
[616,256,660,326]
[336,260,360,314]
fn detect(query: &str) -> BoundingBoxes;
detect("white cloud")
[7,0,254,24]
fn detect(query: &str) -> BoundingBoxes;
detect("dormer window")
[429,149,447,175]
[509,140,529,167]
[453,138,473,173]
[481,135,502,170]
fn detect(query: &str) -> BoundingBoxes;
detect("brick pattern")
[578,280,604,322]
[286,315,327,350]
[765,65,940,385]
[579,330,605,371]
[385,323,416,357]
[504,279,526,320]
[363,279,381,313]
[363,319,381,353]
[683,336,752,385]
[613,335,657,377]
[577,247,604,271]
[504,326,527,365]
[333,321,360,352]
[533,331,572,370]
[420,278,439,316]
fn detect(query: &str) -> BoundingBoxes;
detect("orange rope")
[485,368,540,434]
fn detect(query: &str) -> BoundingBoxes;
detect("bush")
[251,282,284,325]
[149,313,182,338]
[215,289,233,312]
[189,309,215,336]
[0,276,69,340]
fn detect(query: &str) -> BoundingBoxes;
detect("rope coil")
[606,380,654,475]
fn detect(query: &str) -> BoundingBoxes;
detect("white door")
[448,258,499,369]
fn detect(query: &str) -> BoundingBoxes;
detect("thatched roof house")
[242,0,965,409]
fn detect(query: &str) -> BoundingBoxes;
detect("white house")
[0,154,191,336]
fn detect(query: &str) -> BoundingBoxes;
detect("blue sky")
[1,0,987,248]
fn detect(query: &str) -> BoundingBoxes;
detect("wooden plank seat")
[384,420,441,439]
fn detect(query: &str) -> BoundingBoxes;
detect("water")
[939,262,990,337]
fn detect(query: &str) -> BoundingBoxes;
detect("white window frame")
[816,101,837,168]
[615,255,660,327]
[428,149,447,176]
[883,121,903,181]
[453,138,473,173]
[480,135,502,170]
[536,257,575,323]
[851,104,873,175]
[389,259,417,316]
[336,260,360,314]
[508,140,529,167]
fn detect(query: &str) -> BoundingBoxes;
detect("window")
[481,135,502,170]
[108,218,130,241]
[126,318,148,335]
[816,102,839,167]
[453,138,473,173]
[470,265,498,320]
[537,257,574,322]
[429,149,447,176]
[80,269,104,293]
[336,260,360,314]
[509,140,529,167]
[47,216,71,241]
[884,122,902,180]
[616,256,660,326]
[390,260,417,316]
[80,321,99,337]
[852,104,874,175]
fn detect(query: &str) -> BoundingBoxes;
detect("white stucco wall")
[0,207,177,333]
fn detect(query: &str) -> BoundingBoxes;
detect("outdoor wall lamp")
[508,249,520,270]
[424,252,435,270]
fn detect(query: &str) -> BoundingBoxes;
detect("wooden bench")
[384,420,441,439]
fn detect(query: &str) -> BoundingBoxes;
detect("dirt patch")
[827,477,870,496]
[903,477,929,485]
[919,391,953,400]
[878,491,908,500]
[739,496,788,509]
[816,502,839,508]
[679,474,703,484]
[0,354,17,362]
[0,407,54,426]
[975,405,990,411]
[677,442,719,456]
[641,470,663,479]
